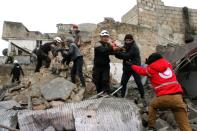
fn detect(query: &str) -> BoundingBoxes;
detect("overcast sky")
[0,0,197,55]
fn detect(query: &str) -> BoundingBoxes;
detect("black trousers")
[71,56,86,87]
[35,54,51,72]
[92,66,110,93]
[12,75,20,83]
[121,69,144,98]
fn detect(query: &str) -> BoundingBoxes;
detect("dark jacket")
[37,42,55,56]
[66,43,82,61]
[115,41,141,71]
[10,64,24,77]
[93,41,113,68]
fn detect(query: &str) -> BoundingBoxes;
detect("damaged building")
[2,22,95,57]
[2,0,197,62]
[1,0,197,130]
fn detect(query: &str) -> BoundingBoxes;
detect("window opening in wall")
[36,40,42,47]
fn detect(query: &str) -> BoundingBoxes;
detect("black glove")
[145,58,148,64]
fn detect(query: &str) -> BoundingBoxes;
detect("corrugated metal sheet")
[74,98,142,131]
[18,104,74,131]
[0,110,18,131]
[18,98,143,131]
[0,100,20,131]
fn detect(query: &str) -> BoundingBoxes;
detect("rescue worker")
[130,53,192,131]
[63,37,86,87]
[115,34,145,100]
[69,24,81,47]
[10,60,24,84]
[35,37,62,72]
[92,30,114,94]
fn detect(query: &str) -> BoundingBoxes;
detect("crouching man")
[63,37,86,87]
[129,53,191,131]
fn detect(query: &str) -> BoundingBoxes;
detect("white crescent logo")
[159,67,172,79]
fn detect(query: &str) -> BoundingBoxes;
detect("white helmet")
[13,60,18,64]
[100,30,110,36]
[54,37,62,43]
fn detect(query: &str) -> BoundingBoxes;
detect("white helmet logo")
[159,67,172,79]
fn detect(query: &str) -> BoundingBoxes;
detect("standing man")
[63,37,86,87]
[69,24,81,47]
[130,53,192,131]
[35,37,62,72]
[10,60,24,84]
[115,34,145,100]
[92,30,114,94]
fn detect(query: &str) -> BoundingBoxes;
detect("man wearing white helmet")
[54,37,63,43]
[92,30,115,94]
[10,60,24,83]
[35,37,63,72]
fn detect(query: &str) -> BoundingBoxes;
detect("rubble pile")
[0,67,96,110]
[1,40,197,131]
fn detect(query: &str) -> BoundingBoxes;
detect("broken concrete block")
[30,85,41,98]
[41,78,76,101]
[0,100,21,111]
[85,82,96,92]
[33,104,46,110]
[13,94,28,105]
[70,88,85,102]
[49,101,65,108]
[155,118,170,130]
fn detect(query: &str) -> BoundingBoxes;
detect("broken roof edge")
[2,37,53,41]
[3,21,29,32]
[2,21,49,40]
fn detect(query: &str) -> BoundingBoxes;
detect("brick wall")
[121,6,138,25]
[122,0,197,47]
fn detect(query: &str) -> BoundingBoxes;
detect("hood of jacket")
[149,58,170,73]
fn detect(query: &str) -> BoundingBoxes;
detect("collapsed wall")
[91,18,157,62]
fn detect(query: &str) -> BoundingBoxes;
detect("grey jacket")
[67,43,82,60]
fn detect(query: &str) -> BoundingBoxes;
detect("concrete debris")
[41,78,76,101]
[49,101,65,108]
[0,100,21,111]
[1,16,197,131]
[70,88,85,102]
